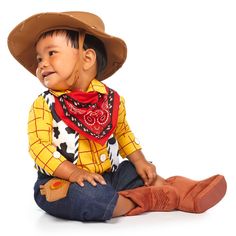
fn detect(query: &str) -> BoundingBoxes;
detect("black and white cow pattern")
[52,120,79,164]
[42,91,79,165]
[37,90,120,175]
[107,135,120,172]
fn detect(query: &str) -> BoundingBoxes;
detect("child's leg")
[112,195,136,217]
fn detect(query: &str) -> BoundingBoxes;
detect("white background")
[0,0,235,235]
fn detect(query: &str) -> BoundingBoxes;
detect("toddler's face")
[36,32,79,91]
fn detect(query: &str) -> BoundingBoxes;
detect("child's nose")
[39,58,49,68]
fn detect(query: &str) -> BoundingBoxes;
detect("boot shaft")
[119,185,178,216]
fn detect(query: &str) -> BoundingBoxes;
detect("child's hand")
[69,168,107,187]
[128,150,157,186]
[133,159,157,186]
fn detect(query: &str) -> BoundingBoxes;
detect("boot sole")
[194,175,227,213]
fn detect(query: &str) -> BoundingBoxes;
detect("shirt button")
[100,154,106,162]
[53,151,61,159]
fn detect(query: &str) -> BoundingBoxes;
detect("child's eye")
[36,56,42,63]
[49,51,57,56]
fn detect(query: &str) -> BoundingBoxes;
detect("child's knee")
[69,182,118,221]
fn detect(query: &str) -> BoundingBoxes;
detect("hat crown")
[63,11,105,32]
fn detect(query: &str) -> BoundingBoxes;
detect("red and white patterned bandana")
[54,87,120,146]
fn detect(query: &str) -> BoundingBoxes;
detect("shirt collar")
[87,79,107,94]
[49,79,107,97]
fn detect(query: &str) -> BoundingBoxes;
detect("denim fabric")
[34,160,144,221]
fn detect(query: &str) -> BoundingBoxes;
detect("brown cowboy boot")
[166,174,227,213]
[119,185,179,216]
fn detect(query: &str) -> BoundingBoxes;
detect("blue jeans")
[34,160,144,221]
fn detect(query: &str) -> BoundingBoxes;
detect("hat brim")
[8,12,127,80]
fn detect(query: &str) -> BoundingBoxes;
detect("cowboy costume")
[8,11,227,221]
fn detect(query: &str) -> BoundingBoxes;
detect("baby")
[7,11,227,221]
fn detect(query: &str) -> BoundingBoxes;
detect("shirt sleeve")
[27,95,67,175]
[114,96,142,158]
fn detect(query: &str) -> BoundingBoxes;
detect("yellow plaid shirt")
[28,79,141,175]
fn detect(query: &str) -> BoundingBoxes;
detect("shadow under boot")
[119,185,179,216]
[166,174,227,213]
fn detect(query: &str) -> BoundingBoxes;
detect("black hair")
[37,29,107,80]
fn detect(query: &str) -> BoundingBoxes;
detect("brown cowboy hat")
[7,11,127,80]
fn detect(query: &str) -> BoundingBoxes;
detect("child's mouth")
[42,71,55,78]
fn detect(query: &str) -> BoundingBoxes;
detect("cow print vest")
[36,90,120,176]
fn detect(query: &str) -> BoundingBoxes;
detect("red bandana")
[54,87,120,146]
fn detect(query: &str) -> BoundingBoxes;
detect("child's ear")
[82,49,97,71]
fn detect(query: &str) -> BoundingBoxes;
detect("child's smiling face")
[36,32,80,91]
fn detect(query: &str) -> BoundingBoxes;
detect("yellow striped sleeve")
[114,96,142,158]
[27,95,67,175]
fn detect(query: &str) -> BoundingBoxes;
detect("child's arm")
[114,96,158,186]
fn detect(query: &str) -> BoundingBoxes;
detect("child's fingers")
[89,179,97,186]
[76,179,85,187]
[75,172,106,187]
[74,174,96,187]
[147,170,156,183]
[85,176,98,187]
[139,172,148,186]
[93,174,106,185]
